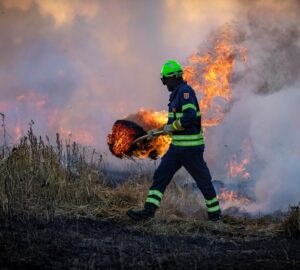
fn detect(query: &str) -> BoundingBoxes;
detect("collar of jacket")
[169,81,186,102]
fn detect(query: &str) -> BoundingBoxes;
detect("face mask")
[167,85,174,92]
[160,77,167,85]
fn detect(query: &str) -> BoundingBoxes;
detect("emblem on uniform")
[184,93,189,99]
[172,107,176,112]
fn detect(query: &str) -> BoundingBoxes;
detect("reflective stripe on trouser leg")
[206,197,221,213]
[145,189,164,207]
[145,148,182,208]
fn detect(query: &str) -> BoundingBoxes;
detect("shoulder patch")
[183,92,190,99]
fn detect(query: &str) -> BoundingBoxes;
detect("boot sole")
[126,210,152,221]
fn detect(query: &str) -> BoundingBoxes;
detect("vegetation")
[0,127,299,269]
[0,127,299,236]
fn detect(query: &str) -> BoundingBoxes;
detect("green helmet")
[160,59,183,78]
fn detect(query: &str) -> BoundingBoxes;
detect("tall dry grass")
[0,127,299,238]
[0,127,206,222]
[0,127,143,221]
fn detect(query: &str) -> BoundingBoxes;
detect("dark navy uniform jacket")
[167,81,204,149]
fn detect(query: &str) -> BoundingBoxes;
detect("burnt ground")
[0,216,299,270]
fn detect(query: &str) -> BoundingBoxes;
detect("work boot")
[127,206,156,221]
[208,210,221,221]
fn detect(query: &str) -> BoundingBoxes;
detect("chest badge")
[184,92,190,99]
[172,107,176,112]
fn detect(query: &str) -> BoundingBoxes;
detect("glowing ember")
[126,109,171,158]
[107,116,171,159]
[107,120,143,158]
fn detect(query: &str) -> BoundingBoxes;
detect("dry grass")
[282,206,300,239]
[0,127,299,239]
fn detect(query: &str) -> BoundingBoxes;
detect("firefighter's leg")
[127,148,182,221]
[182,149,221,220]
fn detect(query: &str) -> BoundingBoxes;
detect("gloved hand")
[162,120,184,134]
[147,128,160,140]
[162,124,175,134]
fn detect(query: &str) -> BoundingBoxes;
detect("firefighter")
[127,59,221,221]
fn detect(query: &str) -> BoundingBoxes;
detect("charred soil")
[0,216,299,270]
[0,131,299,269]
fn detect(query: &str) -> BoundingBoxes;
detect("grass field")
[0,129,299,269]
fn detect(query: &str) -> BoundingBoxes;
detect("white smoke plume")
[204,0,300,212]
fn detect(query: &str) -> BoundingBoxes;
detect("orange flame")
[107,121,138,158]
[125,109,171,158]
[218,187,252,205]
[225,138,252,180]
[183,34,247,127]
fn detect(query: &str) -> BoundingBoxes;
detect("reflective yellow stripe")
[172,121,178,130]
[171,140,204,147]
[171,132,203,141]
[172,119,183,130]
[182,103,197,111]
[146,197,160,207]
[168,111,201,118]
[207,205,221,213]
[205,197,219,205]
[148,190,163,199]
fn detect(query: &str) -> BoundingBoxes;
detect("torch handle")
[131,130,164,145]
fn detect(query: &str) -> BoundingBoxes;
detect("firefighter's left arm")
[175,89,198,130]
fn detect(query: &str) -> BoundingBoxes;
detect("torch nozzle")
[131,130,164,145]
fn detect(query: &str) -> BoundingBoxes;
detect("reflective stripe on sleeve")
[168,111,201,118]
[171,140,204,147]
[171,132,203,141]
[182,103,197,111]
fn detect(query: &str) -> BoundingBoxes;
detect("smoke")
[1,0,299,212]
[204,0,300,212]
[0,0,238,146]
